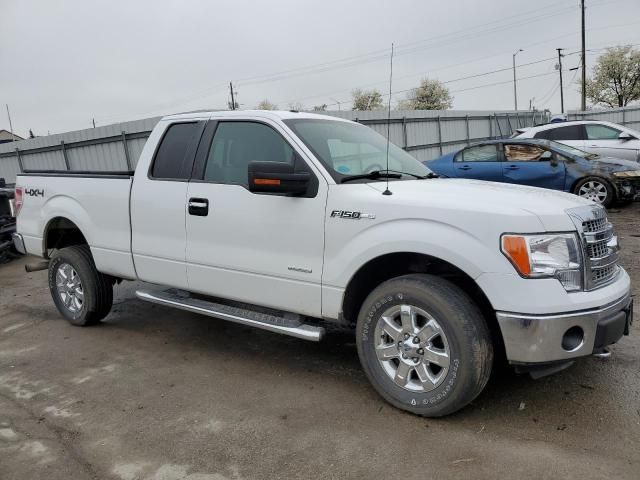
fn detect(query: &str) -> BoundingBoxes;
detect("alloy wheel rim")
[578,181,607,203]
[55,263,84,313]
[374,304,450,392]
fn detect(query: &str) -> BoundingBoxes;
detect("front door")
[185,119,328,317]
[452,144,503,181]
[584,123,640,161]
[501,143,565,190]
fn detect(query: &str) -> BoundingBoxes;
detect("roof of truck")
[162,109,352,122]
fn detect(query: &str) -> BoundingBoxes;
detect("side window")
[585,124,621,140]
[457,145,498,162]
[204,122,295,185]
[504,144,545,162]
[534,125,584,141]
[151,122,200,179]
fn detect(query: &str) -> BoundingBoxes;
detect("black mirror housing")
[618,132,634,141]
[248,161,310,196]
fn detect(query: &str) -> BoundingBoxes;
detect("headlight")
[612,170,640,177]
[501,233,582,291]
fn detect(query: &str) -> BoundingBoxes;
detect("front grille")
[580,213,619,289]
[582,217,607,234]
[567,205,620,291]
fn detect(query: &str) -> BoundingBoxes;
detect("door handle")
[504,165,520,170]
[458,165,472,170]
[188,198,209,216]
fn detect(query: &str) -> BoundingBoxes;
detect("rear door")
[131,120,205,289]
[501,143,565,190]
[451,144,503,181]
[584,123,640,161]
[533,124,586,150]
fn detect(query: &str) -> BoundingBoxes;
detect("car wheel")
[573,176,615,207]
[48,245,113,326]
[356,274,493,417]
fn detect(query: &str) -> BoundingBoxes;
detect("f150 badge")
[330,210,376,220]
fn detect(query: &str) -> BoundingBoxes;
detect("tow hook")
[592,347,612,359]
[24,260,50,273]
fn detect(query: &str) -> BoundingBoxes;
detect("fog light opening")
[562,326,584,352]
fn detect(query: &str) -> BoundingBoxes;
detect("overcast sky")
[1,0,639,137]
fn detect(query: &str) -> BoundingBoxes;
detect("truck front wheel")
[48,245,113,326]
[356,274,493,416]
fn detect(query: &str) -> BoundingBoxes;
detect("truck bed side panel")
[16,175,136,279]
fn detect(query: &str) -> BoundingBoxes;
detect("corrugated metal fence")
[0,109,546,184]
[568,105,640,130]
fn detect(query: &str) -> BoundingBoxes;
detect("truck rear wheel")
[356,274,493,417]
[48,245,113,326]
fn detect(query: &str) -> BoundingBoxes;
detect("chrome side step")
[135,289,325,342]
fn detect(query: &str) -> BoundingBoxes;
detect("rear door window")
[151,122,201,180]
[534,125,584,141]
[457,144,499,162]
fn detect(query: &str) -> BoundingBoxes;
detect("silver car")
[514,120,640,162]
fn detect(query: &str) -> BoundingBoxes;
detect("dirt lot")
[1,205,639,480]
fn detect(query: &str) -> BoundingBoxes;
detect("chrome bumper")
[12,233,25,254]
[496,293,633,364]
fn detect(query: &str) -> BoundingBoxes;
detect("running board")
[135,289,325,342]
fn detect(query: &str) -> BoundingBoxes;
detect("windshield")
[541,140,599,159]
[284,119,433,182]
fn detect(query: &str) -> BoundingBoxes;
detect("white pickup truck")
[12,110,633,416]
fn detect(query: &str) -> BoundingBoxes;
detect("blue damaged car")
[425,139,640,207]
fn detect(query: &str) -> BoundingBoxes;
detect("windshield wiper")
[340,170,402,183]
[340,169,438,183]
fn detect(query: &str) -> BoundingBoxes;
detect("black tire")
[356,274,493,417]
[573,176,615,208]
[48,245,113,326]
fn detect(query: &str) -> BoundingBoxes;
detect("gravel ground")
[1,204,639,480]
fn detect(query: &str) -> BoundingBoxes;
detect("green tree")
[398,78,453,110]
[312,104,328,111]
[584,45,640,108]
[256,99,277,110]
[351,89,384,110]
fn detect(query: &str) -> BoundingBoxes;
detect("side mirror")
[540,150,553,160]
[248,161,310,196]
[618,132,634,141]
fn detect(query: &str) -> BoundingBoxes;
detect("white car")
[514,120,640,162]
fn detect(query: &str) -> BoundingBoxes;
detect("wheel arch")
[43,216,89,257]
[341,252,505,359]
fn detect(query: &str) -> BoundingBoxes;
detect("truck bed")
[16,171,136,279]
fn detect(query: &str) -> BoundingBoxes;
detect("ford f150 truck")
[12,110,634,416]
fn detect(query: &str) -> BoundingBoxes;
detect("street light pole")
[330,98,341,111]
[556,48,565,114]
[512,49,523,111]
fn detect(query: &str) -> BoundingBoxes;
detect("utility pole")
[229,81,236,110]
[5,104,16,142]
[330,98,341,111]
[512,49,523,111]
[92,118,96,128]
[556,48,565,113]
[580,0,587,111]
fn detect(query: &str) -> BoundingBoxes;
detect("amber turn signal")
[501,235,531,276]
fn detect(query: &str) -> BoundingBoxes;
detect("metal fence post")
[465,115,470,146]
[436,116,443,155]
[121,131,132,170]
[60,141,71,170]
[496,114,503,137]
[15,148,23,172]
[506,114,513,135]
[489,114,493,139]
[622,108,627,126]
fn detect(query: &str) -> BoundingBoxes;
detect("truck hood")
[365,178,591,231]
